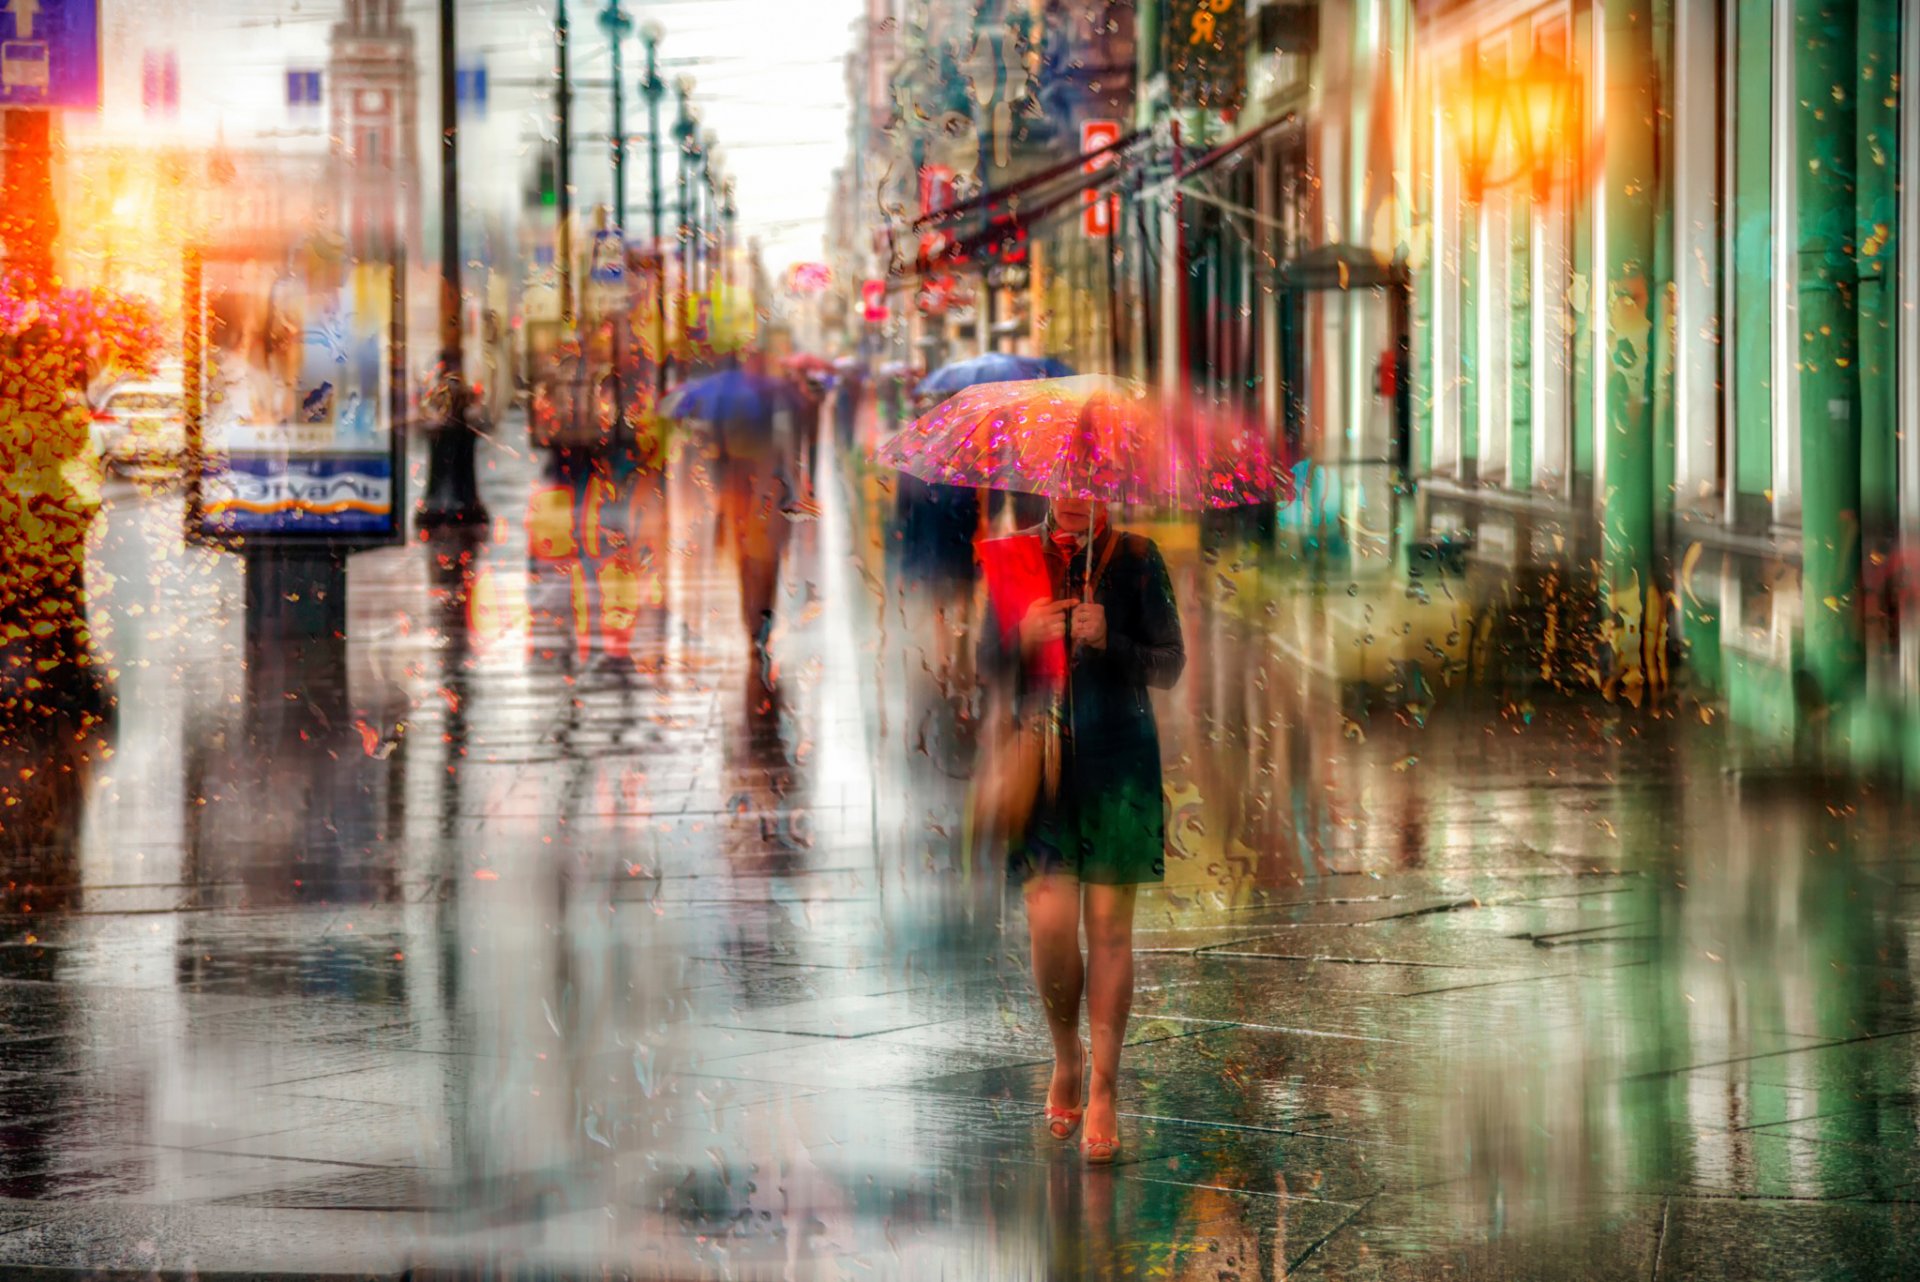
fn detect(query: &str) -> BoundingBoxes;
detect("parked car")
[92,372,185,476]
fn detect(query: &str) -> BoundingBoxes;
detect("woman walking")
[979,497,1185,1164]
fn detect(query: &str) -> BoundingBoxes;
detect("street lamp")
[700,129,719,303]
[598,1,633,230]
[599,0,634,441]
[554,0,574,331]
[1513,46,1578,200]
[640,21,668,393]
[674,81,698,361]
[720,177,737,295]
[418,0,489,530]
[1448,42,1579,203]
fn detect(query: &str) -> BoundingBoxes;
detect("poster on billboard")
[186,243,405,545]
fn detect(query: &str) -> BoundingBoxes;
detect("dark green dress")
[980,524,1185,885]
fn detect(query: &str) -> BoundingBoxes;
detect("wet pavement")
[3,413,1920,1279]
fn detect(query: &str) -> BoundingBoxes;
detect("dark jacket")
[980,524,1185,764]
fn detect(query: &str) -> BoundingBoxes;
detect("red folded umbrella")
[874,374,1279,510]
[978,532,1065,682]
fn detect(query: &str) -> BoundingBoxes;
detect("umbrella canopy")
[782,352,834,376]
[915,353,1073,400]
[659,367,803,458]
[875,374,1278,510]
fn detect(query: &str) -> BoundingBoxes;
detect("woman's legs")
[1081,882,1138,1142]
[1023,873,1085,1118]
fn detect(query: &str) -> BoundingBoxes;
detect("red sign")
[861,279,889,324]
[1081,120,1120,239]
[919,165,957,216]
[917,274,955,316]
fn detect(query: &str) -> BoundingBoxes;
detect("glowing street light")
[1450,42,1579,204]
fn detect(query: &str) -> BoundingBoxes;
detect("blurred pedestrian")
[713,356,802,660]
[978,497,1184,1164]
[891,390,983,702]
[831,363,862,453]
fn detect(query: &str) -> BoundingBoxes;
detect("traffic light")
[535,153,558,208]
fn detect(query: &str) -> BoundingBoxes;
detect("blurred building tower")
[329,0,422,257]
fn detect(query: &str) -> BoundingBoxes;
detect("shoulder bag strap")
[1084,529,1122,601]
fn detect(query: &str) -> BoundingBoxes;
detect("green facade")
[1731,0,1774,503]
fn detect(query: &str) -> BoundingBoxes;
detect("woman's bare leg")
[1023,873,1085,1118]
[1081,883,1138,1142]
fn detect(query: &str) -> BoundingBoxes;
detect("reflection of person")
[979,497,1184,1164]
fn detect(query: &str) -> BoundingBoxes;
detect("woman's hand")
[1019,598,1075,653]
[1070,601,1107,649]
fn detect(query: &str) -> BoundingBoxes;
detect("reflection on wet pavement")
[3,433,1920,1280]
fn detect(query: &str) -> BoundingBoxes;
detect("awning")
[909,128,1146,235]
[892,125,1157,281]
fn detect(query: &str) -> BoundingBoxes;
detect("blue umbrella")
[914,353,1074,400]
[659,367,803,459]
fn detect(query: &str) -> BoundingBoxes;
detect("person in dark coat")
[978,497,1184,1163]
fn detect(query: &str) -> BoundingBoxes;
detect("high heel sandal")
[1044,1045,1085,1140]
[1082,1133,1121,1165]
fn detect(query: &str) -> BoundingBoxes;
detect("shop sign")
[1167,0,1246,112]
[1081,119,1120,239]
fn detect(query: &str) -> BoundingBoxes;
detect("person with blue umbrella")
[889,352,1073,721]
[661,355,808,660]
[913,352,1073,400]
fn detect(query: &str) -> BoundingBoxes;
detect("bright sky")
[627,0,863,274]
[473,0,863,274]
[89,0,865,277]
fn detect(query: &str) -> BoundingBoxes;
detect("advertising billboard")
[187,243,405,545]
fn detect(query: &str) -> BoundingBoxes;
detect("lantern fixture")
[1449,40,1578,204]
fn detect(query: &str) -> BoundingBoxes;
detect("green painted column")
[1649,0,1677,520]
[1415,229,1435,475]
[1509,200,1533,487]
[1599,0,1661,692]
[1459,205,1481,474]
[1795,0,1865,699]
[1570,9,1596,484]
[1731,0,1775,507]
[1855,0,1901,531]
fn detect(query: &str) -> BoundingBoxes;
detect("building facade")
[838,0,1920,762]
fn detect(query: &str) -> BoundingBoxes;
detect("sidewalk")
[0,412,1917,1278]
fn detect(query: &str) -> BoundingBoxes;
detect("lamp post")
[720,178,737,295]
[699,132,719,305]
[674,80,698,363]
[554,0,573,331]
[599,1,633,442]
[600,2,632,228]
[418,0,489,529]
[640,22,667,393]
